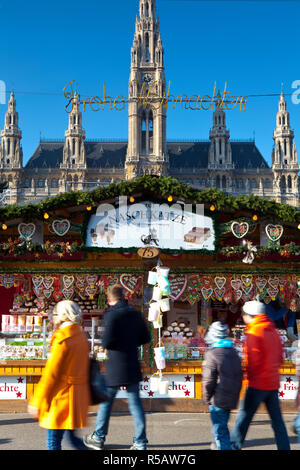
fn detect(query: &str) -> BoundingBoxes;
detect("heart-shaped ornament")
[62,275,74,290]
[0,274,16,289]
[265,224,283,242]
[169,275,188,300]
[62,288,74,300]
[255,277,268,292]
[214,276,226,289]
[231,279,242,291]
[120,274,142,297]
[214,287,226,300]
[43,276,55,290]
[241,275,253,287]
[201,276,213,287]
[32,276,44,288]
[18,223,36,240]
[201,287,213,301]
[267,287,279,300]
[231,221,249,239]
[52,219,71,237]
[53,290,63,302]
[43,288,53,299]
[268,277,280,290]
[233,290,243,302]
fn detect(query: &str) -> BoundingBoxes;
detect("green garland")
[0,176,299,224]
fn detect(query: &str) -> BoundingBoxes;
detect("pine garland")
[0,176,299,224]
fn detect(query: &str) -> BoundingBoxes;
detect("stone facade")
[0,0,299,206]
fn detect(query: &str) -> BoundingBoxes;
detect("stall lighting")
[86,205,92,211]
[210,205,215,211]
[43,212,49,220]
[2,224,7,230]
[129,196,135,203]
[252,214,258,221]
[298,224,300,230]
[168,195,173,202]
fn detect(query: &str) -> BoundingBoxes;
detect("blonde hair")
[53,300,83,324]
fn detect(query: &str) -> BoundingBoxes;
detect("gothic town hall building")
[0,0,299,206]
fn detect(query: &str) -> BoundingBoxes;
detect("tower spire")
[126,0,168,179]
[0,91,23,169]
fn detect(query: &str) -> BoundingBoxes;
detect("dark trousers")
[47,429,88,450]
[230,387,290,450]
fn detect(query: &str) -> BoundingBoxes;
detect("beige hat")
[53,300,83,324]
[242,300,266,316]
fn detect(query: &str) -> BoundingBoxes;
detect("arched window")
[222,175,226,189]
[25,178,30,188]
[216,175,220,189]
[288,175,292,190]
[280,175,286,192]
[38,178,44,188]
[238,179,243,190]
[251,179,257,189]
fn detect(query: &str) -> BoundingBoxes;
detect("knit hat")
[53,300,83,324]
[205,321,228,344]
[242,300,266,316]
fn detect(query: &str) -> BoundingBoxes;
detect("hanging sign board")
[86,199,215,251]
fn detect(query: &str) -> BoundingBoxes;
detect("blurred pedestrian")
[292,340,300,445]
[202,321,243,450]
[230,300,290,450]
[28,300,90,450]
[84,284,150,450]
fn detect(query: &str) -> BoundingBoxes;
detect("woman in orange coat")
[28,300,90,450]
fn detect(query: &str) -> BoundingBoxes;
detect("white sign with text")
[0,376,26,399]
[116,374,194,399]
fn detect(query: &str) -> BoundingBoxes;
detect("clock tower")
[125,0,169,179]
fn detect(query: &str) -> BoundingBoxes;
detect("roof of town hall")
[24,139,270,171]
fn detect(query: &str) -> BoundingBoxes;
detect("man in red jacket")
[230,300,290,450]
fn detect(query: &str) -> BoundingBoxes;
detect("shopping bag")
[89,358,109,405]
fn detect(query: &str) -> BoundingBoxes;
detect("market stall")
[0,175,299,412]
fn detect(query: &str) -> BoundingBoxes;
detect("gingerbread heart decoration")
[169,275,188,301]
[18,223,36,241]
[231,221,249,239]
[231,279,242,291]
[43,276,55,290]
[62,288,74,300]
[265,224,283,242]
[241,275,253,287]
[53,290,63,302]
[120,274,142,297]
[0,274,16,289]
[268,277,280,290]
[233,290,243,302]
[214,287,226,301]
[32,276,44,288]
[201,276,213,287]
[62,275,74,290]
[214,276,226,289]
[255,277,268,292]
[201,287,213,301]
[52,219,71,237]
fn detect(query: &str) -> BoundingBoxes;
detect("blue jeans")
[47,429,88,450]
[93,383,148,448]
[209,405,231,450]
[293,412,300,446]
[230,387,290,450]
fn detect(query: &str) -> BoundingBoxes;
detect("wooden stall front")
[0,176,299,413]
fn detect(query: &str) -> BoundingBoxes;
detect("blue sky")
[0,0,299,166]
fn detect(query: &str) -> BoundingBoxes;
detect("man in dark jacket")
[84,284,150,450]
[202,321,243,450]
